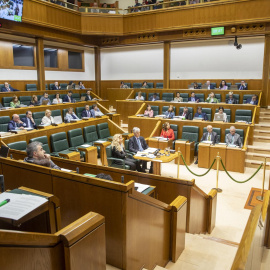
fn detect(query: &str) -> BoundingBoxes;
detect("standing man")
[21,111,37,129]
[129,127,153,173]
[225,126,243,147]
[1,82,19,92]
[8,114,25,131]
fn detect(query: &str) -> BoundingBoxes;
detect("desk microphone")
[76,167,79,174]
[10,154,13,159]
[121,175,124,184]
[0,175,5,192]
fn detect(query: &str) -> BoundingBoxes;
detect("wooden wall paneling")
[262,35,270,107]
[36,38,45,90]
[104,88,133,109]
[0,40,14,69]
[116,100,143,124]
[164,41,170,89]
[58,49,68,71]
[95,47,101,97]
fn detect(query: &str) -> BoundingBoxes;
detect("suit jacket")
[1,86,19,92]
[21,117,37,129]
[81,109,92,118]
[85,95,92,101]
[226,98,236,104]
[194,112,208,121]
[129,136,148,153]
[63,95,74,103]
[65,113,79,123]
[164,111,175,119]
[200,132,219,144]
[225,133,242,147]
[188,96,199,102]
[179,111,192,120]
[207,84,215,90]
[238,84,248,90]
[246,98,258,105]
[148,96,160,101]
[8,120,24,131]
[39,97,51,105]
[90,108,103,118]
[51,85,61,90]
[24,157,60,170]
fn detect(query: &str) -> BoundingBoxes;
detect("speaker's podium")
[0,187,106,270]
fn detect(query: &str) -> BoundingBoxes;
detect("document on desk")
[135,183,150,193]
[80,144,92,147]
[0,193,48,220]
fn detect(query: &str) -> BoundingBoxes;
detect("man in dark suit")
[129,127,153,173]
[194,107,208,121]
[81,105,92,118]
[226,92,236,104]
[21,111,37,129]
[179,107,192,120]
[63,91,74,103]
[90,104,104,118]
[1,82,19,92]
[238,80,248,90]
[148,93,160,101]
[8,114,25,131]
[188,92,200,102]
[51,82,61,90]
[246,95,258,105]
[205,81,215,90]
[85,90,92,101]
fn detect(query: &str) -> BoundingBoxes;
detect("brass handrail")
[243,126,250,149]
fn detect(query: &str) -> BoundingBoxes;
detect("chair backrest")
[49,83,55,90]
[162,93,174,102]
[162,106,175,114]
[202,108,212,121]
[62,109,68,119]
[125,83,131,88]
[151,106,159,116]
[156,83,163,89]
[134,92,146,99]
[72,93,81,102]
[50,132,70,152]
[76,107,85,119]
[203,127,221,140]
[180,93,189,102]
[215,94,221,102]
[133,83,143,89]
[215,108,231,122]
[181,126,199,142]
[224,129,244,142]
[51,109,62,119]
[196,93,205,102]
[0,116,10,132]
[60,94,66,99]
[19,96,32,106]
[226,82,232,89]
[106,145,113,166]
[68,128,85,147]
[243,95,253,104]
[170,124,178,140]
[29,136,51,154]
[226,94,240,104]
[211,83,217,88]
[19,114,26,120]
[0,84,4,89]
[235,110,252,122]
[45,84,48,90]
[26,84,37,91]
[179,107,194,118]
[124,139,129,150]
[7,141,27,151]
[2,97,13,107]
[147,82,154,88]
[97,123,111,140]
[49,94,56,101]
[83,125,99,143]
[60,83,68,89]
[33,111,45,126]
[148,93,160,100]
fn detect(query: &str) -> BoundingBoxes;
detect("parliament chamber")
[0,0,270,269]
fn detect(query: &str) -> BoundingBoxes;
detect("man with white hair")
[205,80,215,90]
[51,81,61,90]
[8,114,25,131]
[225,126,243,147]
[129,127,153,173]
[1,82,19,92]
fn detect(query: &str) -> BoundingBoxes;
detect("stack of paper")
[135,183,150,193]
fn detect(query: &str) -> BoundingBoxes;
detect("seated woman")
[214,106,228,122]
[174,92,183,102]
[120,81,129,88]
[205,92,218,103]
[160,122,175,140]
[111,134,139,171]
[135,91,145,101]
[79,81,85,89]
[41,109,55,125]
[219,80,228,90]
[52,93,63,104]
[164,105,175,119]
[64,107,79,123]
[144,104,154,117]
[141,81,148,88]
[67,81,74,90]
[30,95,39,106]
[10,95,20,108]
[226,92,236,104]
[193,82,201,89]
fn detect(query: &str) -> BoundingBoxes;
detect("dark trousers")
[141,160,153,172]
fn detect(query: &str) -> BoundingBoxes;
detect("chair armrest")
[51,152,60,157]
[69,147,79,152]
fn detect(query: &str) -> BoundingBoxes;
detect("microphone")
[121,175,124,184]
[0,175,5,192]
[10,154,13,159]
[76,167,79,174]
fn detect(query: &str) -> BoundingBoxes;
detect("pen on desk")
[0,199,10,207]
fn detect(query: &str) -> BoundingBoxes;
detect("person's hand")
[19,126,24,130]
[44,154,51,160]
[18,120,23,124]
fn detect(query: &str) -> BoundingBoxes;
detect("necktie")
[136,138,144,151]
[208,134,211,141]
[232,136,234,144]
[28,118,31,127]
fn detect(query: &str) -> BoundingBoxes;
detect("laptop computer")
[75,85,80,89]
[53,116,63,124]
[42,100,50,105]
[0,145,9,158]
[214,113,224,121]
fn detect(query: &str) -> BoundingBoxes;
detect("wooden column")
[262,35,270,107]
[35,38,45,90]
[95,46,101,97]
[163,41,171,89]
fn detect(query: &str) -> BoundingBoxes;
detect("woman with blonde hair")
[41,109,55,126]
[111,134,139,171]
[10,95,20,108]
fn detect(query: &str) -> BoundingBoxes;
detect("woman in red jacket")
[160,122,175,140]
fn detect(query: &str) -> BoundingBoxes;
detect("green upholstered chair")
[170,124,178,149]
[215,108,231,122]
[19,114,26,120]
[148,93,160,100]
[235,110,252,122]
[96,122,112,141]
[33,111,45,126]
[133,83,143,89]
[0,116,10,132]
[179,126,200,152]
[106,145,130,170]
[49,83,55,90]
[156,83,163,89]
[147,82,154,88]
[0,84,4,89]
[60,83,68,89]
[45,84,48,90]
[196,93,205,102]
[243,95,253,104]
[215,94,221,103]
[49,94,56,102]
[51,109,62,120]
[29,136,51,154]
[203,127,221,142]
[202,108,212,121]
[180,93,188,102]
[179,107,194,119]
[151,106,159,116]
[83,125,101,156]
[211,83,217,88]
[72,93,81,102]
[162,106,176,114]
[226,94,239,104]
[7,141,27,151]
[19,96,32,106]
[76,107,85,119]
[26,84,37,91]
[134,92,146,99]
[236,83,248,89]
[60,94,66,99]
[226,82,232,89]
[37,95,43,101]
[50,132,75,157]
[125,83,131,88]
[162,93,174,102]
[2,97,13,107]
[224,129,244,143]
[62,109,68,121]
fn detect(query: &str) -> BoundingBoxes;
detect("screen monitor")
[0,0,23,22]
[211,27,225,36]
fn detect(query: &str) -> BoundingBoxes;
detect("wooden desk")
[77,145,98,164]
[148,137,173,150]
[226,147,246,173]
[94,141,111,166]
[210,144,227,171]
[174,140,195,165]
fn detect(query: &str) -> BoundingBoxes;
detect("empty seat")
[235,110,252,122]
[50,132,75,157]
[7,141,27,151]
[147,82,154,88]
[224,129,244,143]
[49,83,55,90]
[215,94,221,102]
[72,93,81,102]
[0,116,10,132]
[162,106,176,114]
[156,83,163,89]
[203,127,221,142]
[202,108,212,121]
[180,126,200,152]
[226,82,232,89]
[51,109,62,120]
[170,124,178,149]
[211,83,217,88]
[215,108,231,122]
[29,136,51,154]
[180,93,188,102]
[162,93,174,102]
[33,111,45,126]
[26,84,37,91]
[67,128,88,159]
[134,92,146,99]
[179,107,194,119]
[83,125,101,156]
[96,122,112,141]
[76,107,85,119]
[226,94,239,104]
[60,83,68,89]
[45,84,48,90]
[19,96,32,106]
[133,83,143,89]
[243,95,253,104]
[106,145,130,170]
[2,97,12,107]
[151,106,159,116]
[195,93,205,102]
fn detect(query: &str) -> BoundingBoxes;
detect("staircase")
[246,108,270,169]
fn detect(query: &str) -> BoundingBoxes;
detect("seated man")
[225,126,243,147]
[226,92,236,104]
[238,80,248,90]
[90,104,104,118]
[81,105,92,118]
[63,90,74,103]
[21,111,37,129]
[8,114,25,131]
[39,92,51,105]
[194,106,208,121]
[24,141,60,170]
[188,92,199,103]
[129,127,153,173]
[64,107,80,123]
[85,90,92,101]
[148,93,160,101]
[204,80,215,90]
[246,95,258,105]
[1,82,19,92]
[51,81,61,90]
[179,106,192,120]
